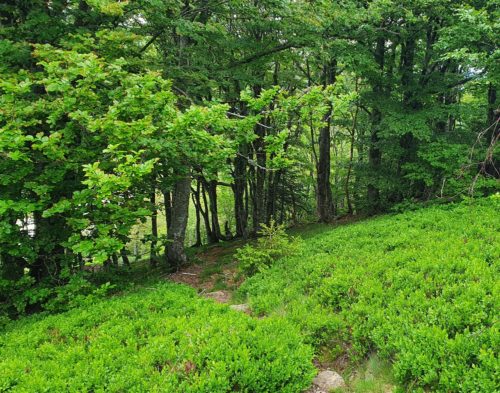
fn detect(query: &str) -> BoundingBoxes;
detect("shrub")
[238,196,500,392]
[235,220,302,276]
[0,282,315,392]
[0,269,117,323]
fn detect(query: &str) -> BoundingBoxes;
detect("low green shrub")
[0,270,117,323]
[235,220,302,276]
[238,196,500,392]
[0,282,315,392]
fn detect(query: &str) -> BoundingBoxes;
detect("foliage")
[238,196,500,392]
[0,282,315,393]
[235,220,302,276]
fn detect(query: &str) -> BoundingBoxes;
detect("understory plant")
[235,220,303,276]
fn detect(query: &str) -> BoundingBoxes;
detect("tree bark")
[191,182,202,247]
[165,176,191,269]
[346,101,359,215]
[316,59,336,223]
[205,178,224,241]
[367,36,385,214]
[120,248,130,267]
[252,93,267,233]
[163,191,172,233]
[150,189,160,267]
[200,179,216,243]
[233,147,249,238]
[191,178,213,244]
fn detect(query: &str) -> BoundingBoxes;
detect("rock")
[204,290,230,303]
[312,370,346,392]
[383,384,395,393]
[230,304,251,313]
[364,369,375,381]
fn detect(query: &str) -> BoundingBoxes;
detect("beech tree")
[1,0,497,317]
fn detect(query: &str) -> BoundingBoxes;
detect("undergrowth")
[237,196,500,392]
[0,282,315,392]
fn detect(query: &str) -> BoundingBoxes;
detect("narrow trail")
[166,222,395,393]
[168,243,242,304]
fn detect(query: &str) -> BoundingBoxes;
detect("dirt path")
[166,228,395,393]
[167,242,243,304]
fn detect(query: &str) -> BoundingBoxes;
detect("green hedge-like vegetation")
[238,196,500,392]
[0,283,315,392]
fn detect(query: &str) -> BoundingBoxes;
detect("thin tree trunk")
[233,146,248,238]
[163,191,172,233]
[150,189,159,267]
[200,179,216,243]
[120,248,130,267]
[346,89,359,215]
[191,182,202,247]
[251,85,267,234]
[205,178,224,240]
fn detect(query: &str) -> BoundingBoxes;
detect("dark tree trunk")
[163,191,172,233]
[485,83,499,178]
[206,179,224,241]
[111,253,119,267]
[251,85,267,234]
[165,176,191,270]
[199,180,217,243]
[316,59,336,223]
[150,189,160,267]
[233,147,249,238]
[266,169,282,224]
[486,83,499,144]
[191,181,202,247]
[399,28,422,199]
[367,36,385,214]
[120,248,130,267]
[346,100,359,215]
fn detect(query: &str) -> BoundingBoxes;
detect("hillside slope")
[0,283,314,392]
[238,196,500,392]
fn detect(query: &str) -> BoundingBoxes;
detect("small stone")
[205,290,230,303]
[230,304,251,313]
[383,384,395,393]
[364,369,375,381]
[312,370,346,391]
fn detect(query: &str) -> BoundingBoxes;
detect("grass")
[237,195,500,392]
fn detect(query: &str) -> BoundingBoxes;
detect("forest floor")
[168,240,244,301]
[169,215,365,299]
[167,218,397,393]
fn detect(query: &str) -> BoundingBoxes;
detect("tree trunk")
[486,83,499,144]
[200,179,216,243]
[120,248,130,267]
[485,83,499,178]
[150,189,160,267]
[191,181,202,247]
[316,59,336,223]
[163,191,172,233]
[165,176,191,270]
[367,36,385,214]
[345,102,358,215]
[233,147,249,238]
[206,179,224,240]
[251,85,267,234]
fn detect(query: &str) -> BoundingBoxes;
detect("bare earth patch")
[167,242,243,302]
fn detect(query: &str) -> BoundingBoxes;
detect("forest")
[0,0,499,392]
